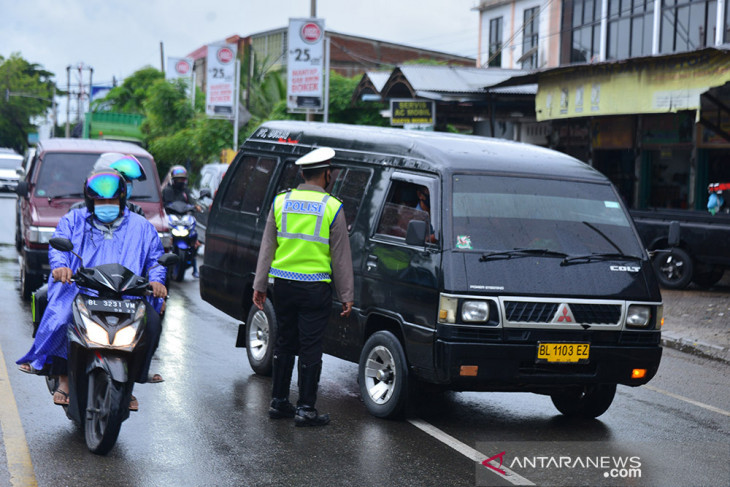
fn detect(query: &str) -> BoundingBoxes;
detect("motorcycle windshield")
[76,263,149,296]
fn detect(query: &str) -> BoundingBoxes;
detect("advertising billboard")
[287,18,325,112]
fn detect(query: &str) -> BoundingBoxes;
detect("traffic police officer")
[252,147,354,427]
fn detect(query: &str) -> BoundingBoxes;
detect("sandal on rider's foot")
[129,395,139,411]
[148,373,164,383]
[18,363,42,375]
[53,389,69,406]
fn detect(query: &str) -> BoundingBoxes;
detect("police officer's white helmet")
[295,147,335,169]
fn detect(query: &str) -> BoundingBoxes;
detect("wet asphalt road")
[0,193,728,487]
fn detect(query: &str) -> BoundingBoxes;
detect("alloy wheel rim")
[363,345,397,405]
[248,310,269,361]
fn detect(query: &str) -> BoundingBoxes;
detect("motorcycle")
[165,200,199,282]
[45,236,177,455]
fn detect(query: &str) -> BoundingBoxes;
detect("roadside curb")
[661,332,730,365]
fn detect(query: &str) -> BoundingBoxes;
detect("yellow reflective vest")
[269,189,343,283]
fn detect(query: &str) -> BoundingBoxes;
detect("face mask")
[173,180,186,190]
[95,204,120,223]
[126,183,133,198]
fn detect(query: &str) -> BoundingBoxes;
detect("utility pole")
[65,66,70,137]
[306,0,317,122]
[65,63,93,137]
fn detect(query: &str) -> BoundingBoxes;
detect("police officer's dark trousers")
[272,279,332,411]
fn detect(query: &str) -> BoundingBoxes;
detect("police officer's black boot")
[269,354,297,419]
[295,360,330,427]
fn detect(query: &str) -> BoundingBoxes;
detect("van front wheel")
[550,383,616,418]
[358,331,409,419]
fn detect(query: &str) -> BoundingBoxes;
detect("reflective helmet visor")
[86,172,124,199]
[109,155,144,181]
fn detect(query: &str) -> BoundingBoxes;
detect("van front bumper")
[432,339,662,391]
[22,247,50,281]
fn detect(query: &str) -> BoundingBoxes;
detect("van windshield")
[452,175,642,257]
[34,152,160,202]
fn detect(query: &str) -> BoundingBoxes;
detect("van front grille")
[505,301,622,325]
[571,304,621,324]
[504,302,557,323]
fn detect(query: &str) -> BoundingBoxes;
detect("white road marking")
[408,418,535,486]
[0,345,37,486]
[644,384,730,417]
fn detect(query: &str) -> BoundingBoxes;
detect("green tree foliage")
[0,53,56,152]
[142,78,195,139]
[141,76,232,179]
[100,66,163,114]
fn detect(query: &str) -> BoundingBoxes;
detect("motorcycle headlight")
[171,227,189,237]
[462,301,490,322]
[112,323,139,347]
[626,305,651,328]
[80,315,110,346]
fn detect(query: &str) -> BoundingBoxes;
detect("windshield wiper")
[581,221,624,254]
[479,248,569,262]
[561,252,643,266]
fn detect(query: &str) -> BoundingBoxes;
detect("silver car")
[0,149,23,192]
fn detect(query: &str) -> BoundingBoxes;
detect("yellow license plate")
[536,342,590,363]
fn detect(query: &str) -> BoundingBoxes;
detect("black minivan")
[200,121,663,419]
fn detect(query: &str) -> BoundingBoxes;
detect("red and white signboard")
[287,18,325,112]
[206,42,238,118]
[166,57,193,81]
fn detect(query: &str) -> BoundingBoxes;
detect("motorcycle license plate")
[86,298,136,314]
[536,342,590,363]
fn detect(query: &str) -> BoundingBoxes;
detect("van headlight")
[28,226,55,244]
[626,305,651,328]
[462,301,490,322]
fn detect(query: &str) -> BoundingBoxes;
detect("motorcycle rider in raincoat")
[17,170,167,408]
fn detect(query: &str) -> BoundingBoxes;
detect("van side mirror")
[406,220,427,246]
[667,220,680,247]
[16,167,25,177]
[199,188,212,199]
[15,181,28,197]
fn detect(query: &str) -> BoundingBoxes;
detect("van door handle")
[366,255,378,271]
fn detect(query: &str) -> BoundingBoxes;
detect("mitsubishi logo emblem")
[553,303,575,323]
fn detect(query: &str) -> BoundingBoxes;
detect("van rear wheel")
[245,300,276,376]
[358,331,409,419]
[550,383,616,418]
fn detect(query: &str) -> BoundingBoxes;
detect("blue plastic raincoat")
[17,207,165,371]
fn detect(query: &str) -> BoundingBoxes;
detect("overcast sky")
[1,0,480,88]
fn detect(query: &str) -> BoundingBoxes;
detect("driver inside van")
[414,185,437,243]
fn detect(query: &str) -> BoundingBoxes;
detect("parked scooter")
[165,200,199,281]
[46,236,177,455]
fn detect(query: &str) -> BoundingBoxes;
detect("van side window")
[275,162,303,193]
[275,163,371,232]
[221,156,276,213]
[375,180,432,240]
[330,167,371,231]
